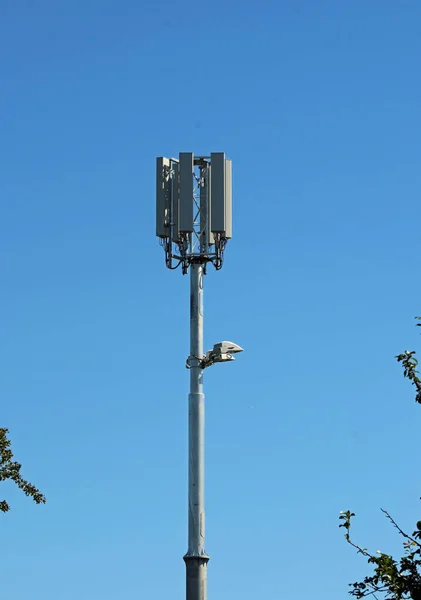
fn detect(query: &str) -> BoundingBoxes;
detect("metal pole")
[183,260,209,600]
[156,152,236,599]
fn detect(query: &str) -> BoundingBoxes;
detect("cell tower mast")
[156,153,242,600]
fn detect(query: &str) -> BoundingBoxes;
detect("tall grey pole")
[156,152,239,600]
[183,260,209,600]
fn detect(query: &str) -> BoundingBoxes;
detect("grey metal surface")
[210,152,226,234]
[184,557,209,600]
[183,262,209,600]
[156,157,170,238]
[179,152,194,233]
[209,153,232,239]
[172,162,181,242]
[224,159,232,239]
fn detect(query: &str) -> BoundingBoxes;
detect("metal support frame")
[157,156,228,274]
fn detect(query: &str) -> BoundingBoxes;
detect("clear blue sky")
[1,1,420,598]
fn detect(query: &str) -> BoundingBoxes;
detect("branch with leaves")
[0,428,46,513]
[340,510,421,600]
[395,317,421,405]
[340,317,421,599]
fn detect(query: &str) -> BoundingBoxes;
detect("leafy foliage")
[340,510,421,599]
[340,317,421,599]
[396,317,421,405]
[0,428,46,513]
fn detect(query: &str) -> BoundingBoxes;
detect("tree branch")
[0,428,46,512]
[381,509,421,549]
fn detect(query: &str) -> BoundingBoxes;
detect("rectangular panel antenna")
[206,165,214,245]
[224,159,232,239]
[210,153,232,239]
[179,152,194,233]
[172,162,181,242]
[156,157,170,238]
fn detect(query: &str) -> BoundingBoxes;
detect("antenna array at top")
[156,152,232,274]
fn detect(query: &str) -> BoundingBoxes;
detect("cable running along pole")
[156,153,243,600]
